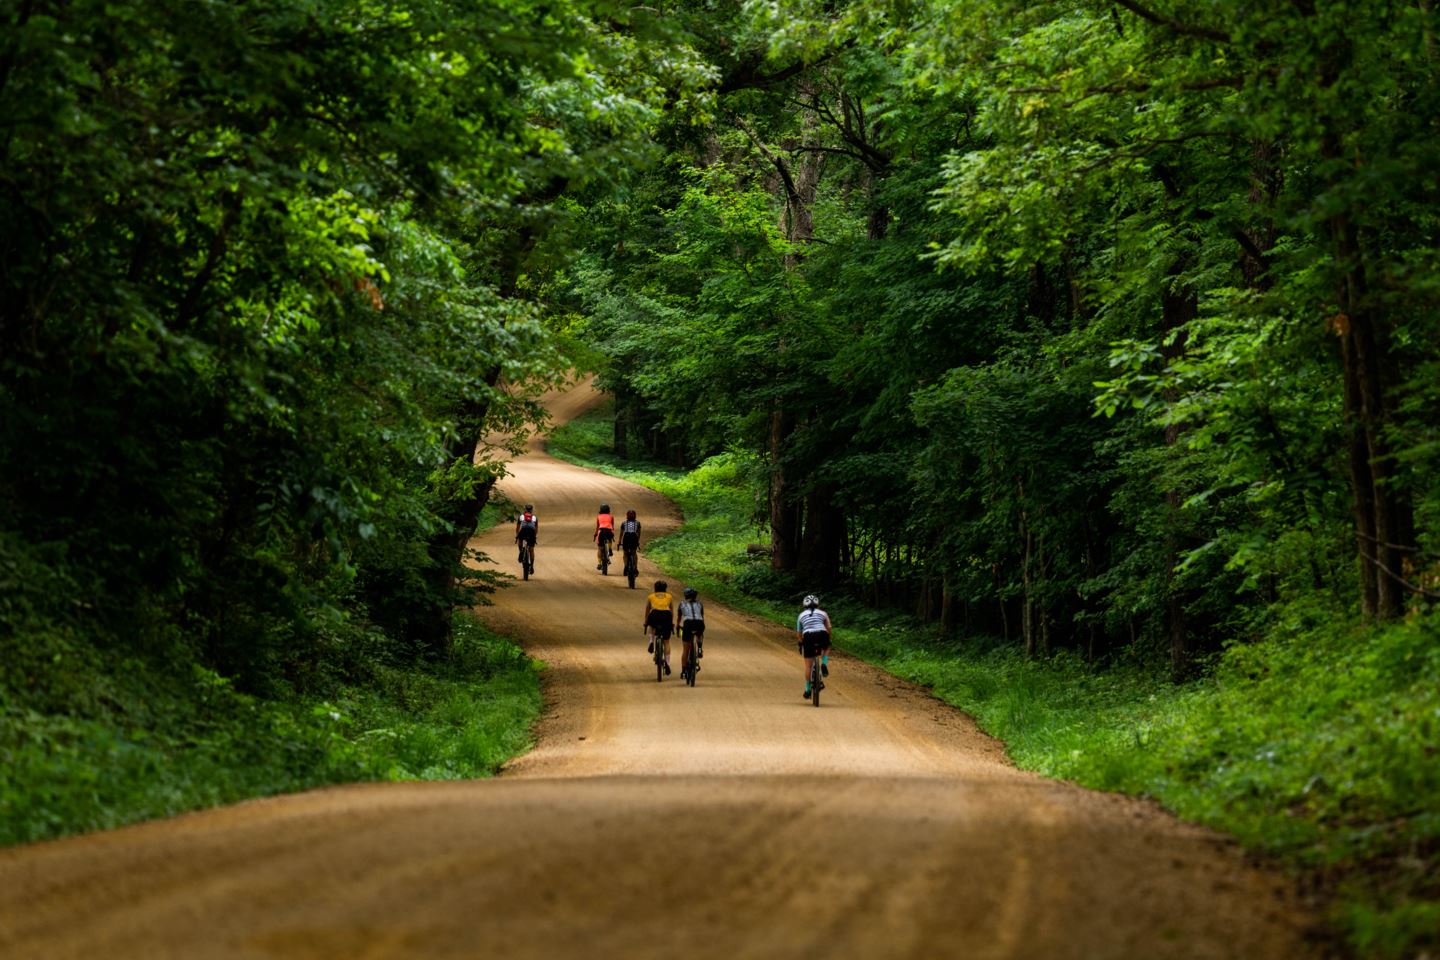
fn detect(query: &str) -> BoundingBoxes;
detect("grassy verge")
[549,399,1440,959]
[0,616,542,847]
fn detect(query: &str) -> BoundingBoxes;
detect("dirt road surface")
[0,381,1323,959]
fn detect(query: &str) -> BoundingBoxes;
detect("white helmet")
[803,594,819,608]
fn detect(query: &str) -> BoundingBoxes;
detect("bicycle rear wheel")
[811,660,821,707]
[687,646,697,686]
[521,545,530,581]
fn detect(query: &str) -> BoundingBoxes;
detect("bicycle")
[598,536,611,576]
[682,635,699,687]
[649,627,666,682]
[518,540,534,581]
[622,545,638,589]
[809,655,823,706]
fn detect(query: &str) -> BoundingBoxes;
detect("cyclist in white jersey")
[795,594,832,699]
[678,587,705,675]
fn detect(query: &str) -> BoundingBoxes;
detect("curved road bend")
[0,380,1322,959]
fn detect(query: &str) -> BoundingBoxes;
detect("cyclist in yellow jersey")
[643,580,675,675]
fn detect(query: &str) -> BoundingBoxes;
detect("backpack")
[518,513,537,530]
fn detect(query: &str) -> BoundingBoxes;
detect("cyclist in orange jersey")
[595,503,615,570]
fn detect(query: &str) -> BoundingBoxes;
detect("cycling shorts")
[598,528,614,544]
[800,631,830,659]
[517,526,537,545]
[647,609,674,639]
[681,620,705,643]
[620,532,640,549]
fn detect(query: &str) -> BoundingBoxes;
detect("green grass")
[549,400,1440,959]
[0,617,542,846]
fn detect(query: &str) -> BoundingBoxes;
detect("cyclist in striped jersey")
[796,594,832,700]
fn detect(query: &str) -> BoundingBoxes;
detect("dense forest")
[574,0,1440,676]
[3,1,1438,954]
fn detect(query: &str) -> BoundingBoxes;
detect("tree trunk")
[1020,481,1038,658]
[1155,162,1198,679]
[768,406,801,572]
[1162,276,1195,679]
[414,368,503,656]
[1332,212,1411,619]
[1314,38,1415,619]
[797,486,844,586]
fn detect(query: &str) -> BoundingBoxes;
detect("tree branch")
[1361,544,1440,600]
[1008,74,1244,98]
[176,193,242,329]
[1111,0,1232,43]
[729,111,800,205]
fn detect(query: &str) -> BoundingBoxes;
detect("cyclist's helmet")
[626,509,637,519]
[524,503,534,512]
[803,594,820,608]
[683,587,698,600]
[600,503,610,513]
[654,580,668,592]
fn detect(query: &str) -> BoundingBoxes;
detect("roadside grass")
[548,400,1440,960]
[0,616,542,847]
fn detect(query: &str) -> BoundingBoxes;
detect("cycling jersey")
[619,518,641,547]
[678,599,704,623]
[647,591,673,612]
[797,608,830,634]
[596,512,615,530]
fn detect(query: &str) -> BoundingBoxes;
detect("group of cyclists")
[514,502,834,699]
[592,503,642,573]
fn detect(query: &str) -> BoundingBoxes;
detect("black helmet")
[600,503,610,513]
[683,587,697,600]
[524,503,533,512]
[654,580,667,592]
[626,509,636,519]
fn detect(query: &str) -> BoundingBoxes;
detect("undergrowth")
[549,400,1440,960]
[0,616,542,848]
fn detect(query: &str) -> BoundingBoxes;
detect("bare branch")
[1361,545,1440,601]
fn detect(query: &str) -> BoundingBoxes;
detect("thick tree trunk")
[797,487,844,586]
[768,406,801,572]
